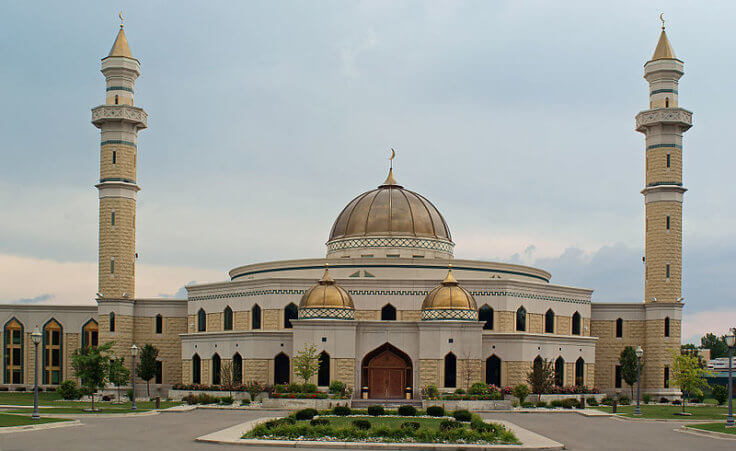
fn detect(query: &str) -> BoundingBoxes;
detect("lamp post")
[634,346,644,416]
[31,327,42,420]
[131,344,138,411]
[725,330,735,428]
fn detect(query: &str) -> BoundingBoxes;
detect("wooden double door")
[364,348,411,399]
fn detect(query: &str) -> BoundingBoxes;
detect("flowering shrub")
[440,383,505,400]
[421,385,439,400]
[547,385,599,394]
[271,392,328,399]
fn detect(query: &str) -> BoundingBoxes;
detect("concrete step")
[351,399,422,408]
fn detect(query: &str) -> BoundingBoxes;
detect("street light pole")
[725,330,735,428]
[634,345,644,416]
[31,327,42,420]
[131,344,138,411]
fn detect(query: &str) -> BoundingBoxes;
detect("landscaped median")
[0,413,71,427]
[592,404,729,420]
[242,405,520,445]
[684,423,736,436]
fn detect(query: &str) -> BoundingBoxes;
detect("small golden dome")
[652,29,675,60]
[299,267,355,310]
[108,27,133,58]
[421,268,477,320]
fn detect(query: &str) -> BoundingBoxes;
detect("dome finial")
[381,148,400,186]
[119,11,124,29]
[108,14,133,58]
[443,265,458,285]
[651,14,675,60]
[320,263,334,284]
[660,12,665,30]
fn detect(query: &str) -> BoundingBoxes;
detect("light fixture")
[635,346,643,358]
[131,344,138,357]
[726,333,735,348]
[31,327,42,345]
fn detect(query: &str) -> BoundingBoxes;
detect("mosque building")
[0,21,689,399]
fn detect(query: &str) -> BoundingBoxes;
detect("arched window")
[554,357,565,387]
[572,312,581,336]
[575,357,585,386]
[43,319,63,385]
[615,318,623,338]
[4,318,24,384]
[109,312,115,332]
[545,309,555,333]
[192,354,201,384]
[533,355,543,370]
[233,353,243,384]
[381,304,397,321]
[114,95,119,105]
[284,303,298,329]
[274,353,290,385]
[223,306,233,331]
[155,314,163,334]
[479,305,494,330]
[516,307,527,332]
[252,304,261,330]
[318,351,330,387]
[486,355,501,387]
[444,352,457,388]
[665,97,669,108]
[664,316,670,337]
[82,319,98,349]
[212,354,221,385]
[197,308,206,332]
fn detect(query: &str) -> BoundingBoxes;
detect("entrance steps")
[352,399,423,408]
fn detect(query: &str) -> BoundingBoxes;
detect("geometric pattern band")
[421,309,478,321]
[299,308,355,320]
[327,237,454,254]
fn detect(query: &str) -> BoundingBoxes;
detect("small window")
[284,303,298,328]
[615,365,622,388]
[545,309,554,334]
[516,307,527,332]
[412,255,424,258]
[197,308,206,332]
[664,366,670,388]
[109,312,115,332]
[615,318,623,338]
[318,351,330,386]
[665,97,669,108]
[666,264,670,278]
[386,254,400,258]
[111,211,116,226]
[114,95,119,105]
[664,316,670,337]
[479,305,493,330]
[381,304,396,321]
[192,354,201,384]
[666,215,670,230]
[444,353,457,388]
[572,312,581,335]
[112,150,117,165]
[155,360,162,384]
[361,254,374,258]
[666,153,671,168]
[110,258,115,274]
[155,314,163,334]
[251,304,261,330]
[223,306,233,331]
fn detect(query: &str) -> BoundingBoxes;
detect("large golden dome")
[299,267,355,319]
[421,268,478,321]
[326,169,453,258]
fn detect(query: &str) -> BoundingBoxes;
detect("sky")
[0,1,734,343]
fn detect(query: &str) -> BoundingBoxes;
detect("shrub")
[454,388,466,395]
[600,396,614,406]
[126,389,134,402]
[586,397,599,406]
[14,386,26,392]
[469,382,489,395]
[0,387,8,392]
[219,396,234,405]
[367,405,385,416]
[471,417,493,433]
[295,408,318,420]
[274,384,287,393]
[328,380,345,395]
[452,409,472,422]
[332,405,351,416]
[617,395,631,405]
[520,401,533,408]
[400,421,420,430]
[352,419,371,430]
[550,399,563,408]
[672,399,681,405]
[512,384,530,404]
[439,420,462,431]
[422,384,439,399]
[59,380,81,400]
[659,397,670,404]
[561,398,579,409]
[642,393,651,404]
[287,383,303,393]
[535,401,547,408]
[303,383,318,393]
[398,405,417,416]
[713,385,728,406]
[426,406,445,417]
[244,381,265,401]
[310,418,329,426]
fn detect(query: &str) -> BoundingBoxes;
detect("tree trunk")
[91,390,95,411]
[147,380,150,397]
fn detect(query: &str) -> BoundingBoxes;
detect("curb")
[678,425,736,440]
[0,419,82,434]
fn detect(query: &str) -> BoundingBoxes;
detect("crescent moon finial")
[119,11,124,28]
[659,13,665,30]
[390,148,396,160]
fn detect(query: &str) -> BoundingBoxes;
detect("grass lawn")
[0,413,70,427]
[2,399,180,414]
[4,406,151,414]
[593,404,728,419]
[0,392,64,405]
[309,416,444,430]
[686,422,736,435]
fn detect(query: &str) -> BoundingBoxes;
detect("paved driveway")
[0,409,733,450]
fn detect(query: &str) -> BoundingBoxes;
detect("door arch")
[486,355,501,387]
[361,343,412,399]
[274,352,290,385]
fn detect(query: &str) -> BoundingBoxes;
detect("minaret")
[636,22,692,304]
[91,19,147,299]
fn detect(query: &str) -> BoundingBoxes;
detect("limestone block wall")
[591,319,645,391]
[564,362,575,386]
[528,313,543,333]
[556,316,571,335]
[504,361,531,387]
[234,311,250,330]
[99,313,135,373]
[181,359,192,385]
[263,310,279,330]
[399,310,421,321]
[187,315,196,333]
[496,311,514,332]
[645,202,682,302]
[244,359,269,384]
[456,359,482,389]
[419,359,441,389]
[132,316,186,385]
[98,197,136,298]
[585,363,595,388]
[334,358,355,389]
[646,148,683,188]
[206,313,222,332]
[354,311,379,321]
[64,333,80,383]
[201,359,211,385]
[644,318,681,390]
[100,143,136,181]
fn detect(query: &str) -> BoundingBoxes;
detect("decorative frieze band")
[635,108,692,130]
[91,105,148,128]
[326,237,454,254]
[421,309,477,321]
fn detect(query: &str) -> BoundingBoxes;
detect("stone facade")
[333,358,355,389]
[244,359,269,384]
[263,310,279,330]
[234,311,250,330]
[419,359,441,388]
[645,202,682,302]
[99,197,137,299]
[504,361,531,387]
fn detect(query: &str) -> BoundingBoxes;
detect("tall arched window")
[109,312,116,332]
[318,351,330,387]
[4,318,24,384]
[444,352,457,388]
[665,97,669,107]
[554,356,565,386]
[252,304,261,330]
[192,354,201,384]
[197,308,206,332]
[155,314,163,334]
[284,303,298,329]
[615,318,623,338]
[516,307,527,332]
[43,319,63,385]
[233,353,243,384]
[479,305,494,330]
[486,355,501,387]
[572,312,581,335]
[545,309,555,333]
[381,304,396,321]
[81,319,98,349]
[274,353,290,385]
[575,357,585,386]
[533,355,543,371]
[212,354,221,385]
[223,306,233,331]
[664,316,670,337]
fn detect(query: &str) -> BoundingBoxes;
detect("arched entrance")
[361,343,412,399]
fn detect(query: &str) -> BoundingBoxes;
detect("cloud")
[13,294,53,304]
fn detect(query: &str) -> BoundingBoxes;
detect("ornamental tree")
[136,344,159,397]
[527,358,554,394]
[71,341,114,411]
[670,350,712,413]
[293,343,320,385]
[619,346,643,398]
[108,356,130,402]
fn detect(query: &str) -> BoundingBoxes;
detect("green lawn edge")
[685,423,736,435]
[592,405,728,420]
[0,413,71,427]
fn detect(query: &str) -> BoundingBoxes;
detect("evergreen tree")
[619,346,643,398]
[136,344,159,397]
[700,333,728,359]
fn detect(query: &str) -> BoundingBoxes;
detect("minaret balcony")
[92,105,147,130]
[635,108,692,132]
